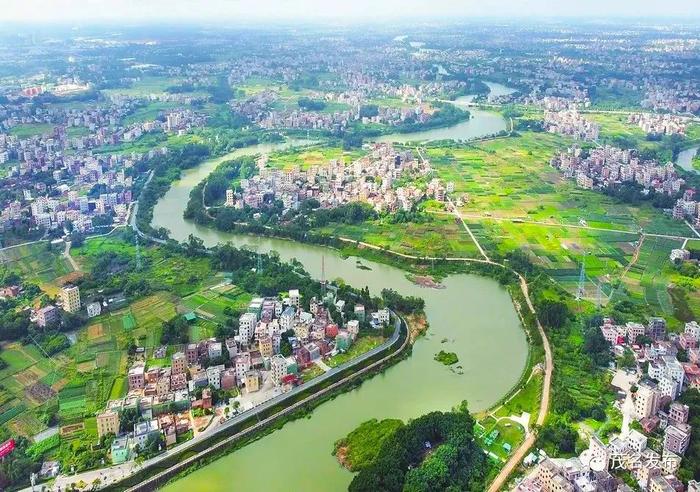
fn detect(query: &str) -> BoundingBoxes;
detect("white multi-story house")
[280,306,295,332]
[685,321,700,342]
[234,352,251,381]
[289,289,300,307]
[270,355,288,385]
[206,365,225,389]
[239,312,258,344]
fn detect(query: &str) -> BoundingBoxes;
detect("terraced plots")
[319,213,482,259]
[0,242,73,295]
[426,132,690,236]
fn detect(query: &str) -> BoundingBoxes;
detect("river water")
[374,82,514,144]
[156,91,527,492]
[676,146,699,173]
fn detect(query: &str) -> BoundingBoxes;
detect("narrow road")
[428,209,697,241]
[446,196,490,261]
[487,274,552,492]
[618,234,645,283]
[439,203,552,492]
[63,241,80,271]
[119,166,549,492]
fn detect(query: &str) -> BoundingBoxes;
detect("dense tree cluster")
[679,389,700,482]
[349,404,489,492]
[297,97,327,111]
[380,288,425,315]
[160,317,190,345]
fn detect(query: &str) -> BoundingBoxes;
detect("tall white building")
[239,312,258,344]
[270,355,288,385]
[60,285,81,313]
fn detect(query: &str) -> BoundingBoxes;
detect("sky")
[0,0,698,23]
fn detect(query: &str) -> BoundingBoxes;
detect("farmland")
[101,76,182,98]
[0,231,279,447]
[8,123,54,138]
[318,212,481,259]
[268,146,365,171]
[0,241,73,295]
[425,132,689,235]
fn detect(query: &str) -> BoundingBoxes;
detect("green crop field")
[268,145,364,171]
[74,234,213,297]
[8,123,54,138]
[123,101,180,125]
[122,312,137,330]
[0,242,73,294]
[318,213,481,259]
[59,394,87,420]
[0,343,45,377]
[425,132,690,236]
[182,286,252,322]
[101,76,181,97]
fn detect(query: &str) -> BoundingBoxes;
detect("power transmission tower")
[576,256,586,301]
[135,234,142,271]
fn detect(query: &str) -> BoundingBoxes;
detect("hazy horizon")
[1,0,699,24]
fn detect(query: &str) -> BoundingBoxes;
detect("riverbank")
[139,101,535,492]
[109,314,413,492]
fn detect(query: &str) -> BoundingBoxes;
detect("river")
[676,146,699,173]
[155,91,526,492]
[374,82,514,144]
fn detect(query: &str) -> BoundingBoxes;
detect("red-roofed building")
[682,363,700,379]
[640,416,660,433]
[325,323,339,338]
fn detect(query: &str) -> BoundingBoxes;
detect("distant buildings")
[544,109,600,141]
[551,145,683,198]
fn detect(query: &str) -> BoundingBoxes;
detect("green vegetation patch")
[434,350,459,365]
[333,418,404,471]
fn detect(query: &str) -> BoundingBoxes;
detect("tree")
[70,231,85,247]
[119,408,139,433]
[583,326,612,367]
[537,299,570,329]
[618,348,636,369]
[184,234,205,257]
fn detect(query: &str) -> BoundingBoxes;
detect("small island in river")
[434,350,459,365]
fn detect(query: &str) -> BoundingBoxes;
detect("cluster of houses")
[32,285,103,327]
[94,288,392,465]
[255,103,432,132]
[628,113,689,137]
[228,143,447,214]
[551,145,683,195]
[228,73,464,133]
[544,109,600,141]
[0,94,206,234]
[518,316,700,491]
[671,189,700,227]
[641,85,700,115]
[537,96,593,111]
